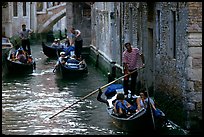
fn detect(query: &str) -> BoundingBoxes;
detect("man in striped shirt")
[122,42,144,96]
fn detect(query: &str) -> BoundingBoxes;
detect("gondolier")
[19,24,33,55]
[70,27,83,60]
[122,42,145,96]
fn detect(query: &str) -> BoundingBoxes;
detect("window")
[156,10,161,50]
[169,10,176,58]
[129,7,133,44]
[37,2,43,12]
[23,2,26,16]
[13,2,18,17]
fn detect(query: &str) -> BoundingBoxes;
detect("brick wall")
[187,2,202,32]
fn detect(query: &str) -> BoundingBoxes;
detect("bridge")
[36,2,93,33]
[36,2,66,33]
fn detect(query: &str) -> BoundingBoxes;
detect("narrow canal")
[2,42,188,135]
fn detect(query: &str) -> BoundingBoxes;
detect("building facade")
[2,2,35,38]
[88,2,202,133]
[2,2,66,39]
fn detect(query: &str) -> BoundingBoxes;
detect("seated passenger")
[140,88,164,117]
[15,47,25,57]
[113,93,132,117]
[10,52,17,61]
[27,55,33,63]
[124,96,144,113]
[55,51,67,67]
[51,39,58,47]
[17,49,27,63]
[57,39,65,48]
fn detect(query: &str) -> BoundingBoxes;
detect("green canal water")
[2,43,189,135]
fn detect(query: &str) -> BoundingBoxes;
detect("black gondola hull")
[42,42,64,59]
[97,84,167,134]
[6,50,35,75]
[106,107,155,133]
[55,60,88,79]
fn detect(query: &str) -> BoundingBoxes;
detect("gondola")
[6,49,36,74]
[42,42,64,59]
[54,57,88,78]
[2,37,14,64]
[97,84,167,134]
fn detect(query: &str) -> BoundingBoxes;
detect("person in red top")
[122,42,144,96]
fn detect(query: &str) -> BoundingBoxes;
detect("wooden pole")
[49,67,145,119]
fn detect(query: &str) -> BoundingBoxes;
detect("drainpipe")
[111,61,116,80]
[108,62,116,83]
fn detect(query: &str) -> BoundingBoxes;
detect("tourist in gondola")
[113,93,143,117]
[51,39,58,47]
[54,51,68,67]
[57,38,65,48]
[16,49,27,63]
[9,52,17,61]
[139,88,165,118]
[27,55,33,63]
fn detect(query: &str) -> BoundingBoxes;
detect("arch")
[37,8,66,33]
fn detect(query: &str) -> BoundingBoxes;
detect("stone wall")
[185,2,202,133]
[153,2,202,132]
[68,2,92,47]
[89,2,202,133]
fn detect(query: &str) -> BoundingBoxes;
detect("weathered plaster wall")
[2,2,32,37]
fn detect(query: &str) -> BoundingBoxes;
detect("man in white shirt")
[19,24,33,55]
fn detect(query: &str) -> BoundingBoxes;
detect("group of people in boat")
[51,27,85,69]
[54,51,85,70]
[9,47,33,64]
[97,85,165,118]
[51,27,83,61]
[114,89,163,118]
[8,24,33,64]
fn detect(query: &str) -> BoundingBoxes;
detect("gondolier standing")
[69,27,83,60]
[19,24,33,55]
[122,42,145,97]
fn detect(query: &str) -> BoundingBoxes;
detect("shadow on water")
[2,70,34,82]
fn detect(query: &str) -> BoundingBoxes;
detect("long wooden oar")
[53,48,62,73]
[145,80,156,130]
[49,67,145,119]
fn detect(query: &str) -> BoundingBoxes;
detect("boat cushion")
[105,84,123,99]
